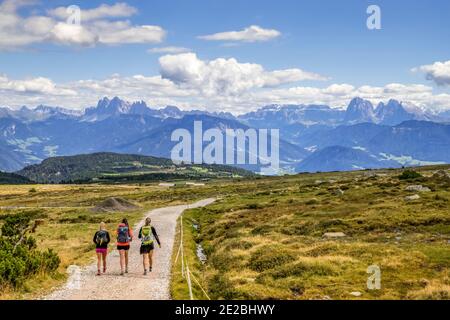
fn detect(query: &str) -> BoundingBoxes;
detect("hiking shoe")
[103,267,106,273]
[149,267,152,272]
[144,270,147,276]
[97,271,101,276]
[125,269,128,274]
[120,272,124,276]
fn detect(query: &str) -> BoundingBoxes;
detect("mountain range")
[1,96,449,174]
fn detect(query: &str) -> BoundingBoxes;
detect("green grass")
[171,166,450,300]
[1,165,449,300]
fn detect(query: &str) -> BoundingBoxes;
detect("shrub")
[267,260,336,279]
[207,273,238,299]
[398,170,422,180]
[0,213,60,289]
[248,247,295,272]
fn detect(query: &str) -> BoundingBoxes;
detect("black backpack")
[95,230,108,246]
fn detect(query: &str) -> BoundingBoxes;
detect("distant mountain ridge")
[1,96,449,173]
[0,170,32,184]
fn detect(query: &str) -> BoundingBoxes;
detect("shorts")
[117,245,130,251]
[140,243,154,254]
[96,248,108,254]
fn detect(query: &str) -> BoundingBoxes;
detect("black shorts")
[117,245,130,251]
[140,243,154,254]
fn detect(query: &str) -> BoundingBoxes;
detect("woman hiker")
[93,222,111,276]
[138,217,161,275]
[117,218,133,276]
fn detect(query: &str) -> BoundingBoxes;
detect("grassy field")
[0,181,235,299]
[1,166,449,300]
[171,166,450,300]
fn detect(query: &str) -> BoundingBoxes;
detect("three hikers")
[93,217,161,276]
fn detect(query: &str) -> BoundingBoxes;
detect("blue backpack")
[117,226,129,243]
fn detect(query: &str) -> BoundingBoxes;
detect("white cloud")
[412,60,450,86]
[0,1,166,50]
[0,74,76,96]
[51,22,98,46]
[198,25,281,42]
[92,21,165,44]
[48,3,137,21]
[1,53,450,114]
[158,53,328,97]
[148,46,191,54]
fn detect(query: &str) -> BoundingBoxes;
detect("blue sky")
[0,0,449,113]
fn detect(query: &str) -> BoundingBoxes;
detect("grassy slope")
[1,165,449,300]
[171,166,450,300]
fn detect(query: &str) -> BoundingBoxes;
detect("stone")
[405,185,431,192]
[323,232,346,238]
[405,194,420,201]
[334,188,345,196]
[159,183,175,187]
[350,291,362,297]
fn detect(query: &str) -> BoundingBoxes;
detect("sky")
[0,0,450,114]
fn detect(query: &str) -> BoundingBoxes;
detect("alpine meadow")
[0,0,449,307]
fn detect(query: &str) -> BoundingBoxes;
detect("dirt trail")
[44,198,216,300]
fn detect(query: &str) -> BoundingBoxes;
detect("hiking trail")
[43,198,216,300]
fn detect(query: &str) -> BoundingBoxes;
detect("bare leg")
[149,250,154,270]
[119,250,125,274]
[142,253,149,274]
[96,252,102,275]
[102,251,107,273]
[124,250,129,272]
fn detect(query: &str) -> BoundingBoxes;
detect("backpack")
[117,225,130,243]
[95,230,108,246]
[141,226,154,246]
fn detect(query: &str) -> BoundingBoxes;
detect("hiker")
[93,222,110,276]
[138,217,161,275]
[117,218,133,275]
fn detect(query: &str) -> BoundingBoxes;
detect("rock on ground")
[323,232,346,238]
[405,194,421,201]
[405,185,431,192]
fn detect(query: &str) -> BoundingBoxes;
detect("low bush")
[248,247,295,272]
[0,213,60,289]
[398,170,422,180]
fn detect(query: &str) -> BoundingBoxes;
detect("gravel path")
[44,198,216,300]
